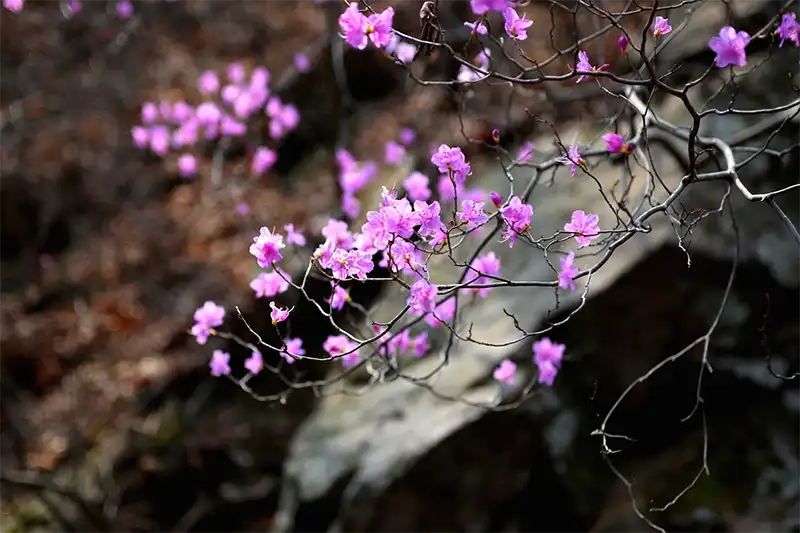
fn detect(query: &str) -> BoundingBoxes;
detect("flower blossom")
[503,7,533,40]
[191,301,225,345]
[602,132,633,154]
[245,351,263,375]
[3,0,24,13]
[494,359,517,384]
[404,171,432,202]
[499,196,533,247]
[557,144,584,176]
[574,50,609,83]
[283,224,306,247]
[424,297,456,328]
[617,35,629,52]
[408,279,438,315]
[652,16,672,37]
[385,141,406,165]
[470,0,508,15]
[249,227,286,268]
[532,338,565,386]
[776,13,800,47]
[457,199,489,229]
[431,144,471,184]
[327,284,350,311]
[323,335,361,368]
[558,251,579,291]
[250,270,290,298]
[470,251,501,297]
[708,26,750,68]
[269,302,290,325]
[465,20,489,35]
[564,209,600,247]
[338,4,395,50]
[281,337,305,364]
[209,350,231,377]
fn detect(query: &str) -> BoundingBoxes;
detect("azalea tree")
[3,0,798,530]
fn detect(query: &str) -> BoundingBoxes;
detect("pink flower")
[564,210,600,247]
[195,102,221,125]
[489,191,503,208]
[558,251,579,291]
[385,239,426,276]
[413,200,442,238]
[424,297,456,327]
[283,224,306,246]
[209,350,231,377]
[227,62,246,84]
[574,50,608,83]
[117,0,133,19]
[409,332,429,357]
[517,141,535,163]
[431,144,471,183]
[776,13,799,47]
[464,20,488,35]
[652,16,672,37]
[602,132,633,154]
[617,35,629,52]
[198,71,220,94]
[250,146,278,176]
[323,335,360,368]
[494,359,517,384]
[236,202,250,216]
[269,302,290,325]
[364,7,395,49]
[322,219,353,249]
[327,284,350,310]
[532,337,564,386]
[503,7,533,40]
[499,196,533,247]
[281,337,305,364]
[394,41,417,63]
[384,140,406,165]
[330,249,374,280]
[398,128,416,145]
[339,4,395,50]
[192,301,225,345]
[294,53,311,72]
[470,0,508,15]
[457,199,488,229]
[66,0,82,15]
[132,126,149,148]
[408,279,438,315]
[470,251,501,297]
[149,126,170,156]
[245,351,263,374]
[249,227,286,268]
[177,154,197,177]
[314,239,337,270]
[557,144,584,176]
[342,194,360,219]
[3,0,24,13]
[403,172,431,202]
[141,102,159,124]
[250,270,290,298]
[709,26,750,68]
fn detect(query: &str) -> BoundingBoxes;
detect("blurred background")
[1,1,798,532]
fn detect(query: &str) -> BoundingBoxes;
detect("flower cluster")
[2,0,23,12]
[183,6,799,400]
[131,63,299,179]
[191,301,225,345]
[493,337,566,386]
[338,4,395,50]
